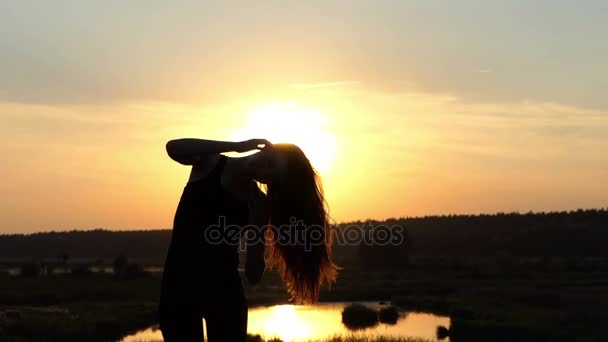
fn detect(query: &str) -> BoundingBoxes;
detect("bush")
[341,304,379,330]
[436,325,450,340]
[378,305,399,324]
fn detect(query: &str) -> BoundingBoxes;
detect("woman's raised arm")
[165,138,269,165]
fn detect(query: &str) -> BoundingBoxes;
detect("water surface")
[120,302,450,342]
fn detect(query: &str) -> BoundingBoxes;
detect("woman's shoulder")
[187,154,224,183]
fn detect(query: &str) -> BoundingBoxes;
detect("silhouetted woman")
[159,138,338,342]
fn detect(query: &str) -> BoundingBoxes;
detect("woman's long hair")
[264,143,338,303]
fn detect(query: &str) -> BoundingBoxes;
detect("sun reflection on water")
[119,302,450,342]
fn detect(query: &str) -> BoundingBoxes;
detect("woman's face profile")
[248,148,287,184]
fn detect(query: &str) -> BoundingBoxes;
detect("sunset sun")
[230,101,337,174]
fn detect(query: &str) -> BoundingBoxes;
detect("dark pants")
[159,296,247,342]
[159,264,247,342]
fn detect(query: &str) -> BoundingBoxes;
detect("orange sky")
[1,1,607,233]
[2,88,607,233]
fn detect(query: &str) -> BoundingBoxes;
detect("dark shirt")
[160,155,249,310]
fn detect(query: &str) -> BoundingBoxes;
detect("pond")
[119,302,450,342]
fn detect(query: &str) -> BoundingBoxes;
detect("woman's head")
[254,143,338,303]
[245,143,288,184]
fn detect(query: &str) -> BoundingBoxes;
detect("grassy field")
[1,257,608,341]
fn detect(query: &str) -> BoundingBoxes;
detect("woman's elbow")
[165,139,189,164]
[165,139,179,157]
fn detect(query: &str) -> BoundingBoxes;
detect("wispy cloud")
[288,81,359,90]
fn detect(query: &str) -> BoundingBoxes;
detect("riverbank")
[1,258,607,341]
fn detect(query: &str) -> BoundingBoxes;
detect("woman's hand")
[234,139,271,153]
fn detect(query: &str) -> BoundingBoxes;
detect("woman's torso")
[162,155,248,296]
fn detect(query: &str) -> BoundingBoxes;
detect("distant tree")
[113,255,129,278]
[58,252,69,265]
[20,261,42,278]
[57,251,70,274]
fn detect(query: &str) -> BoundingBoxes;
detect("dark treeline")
[0,230,170,263]
[1,209,607,263]
[355,208,608,264]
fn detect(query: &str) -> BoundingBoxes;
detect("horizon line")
[2,207,606,236]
